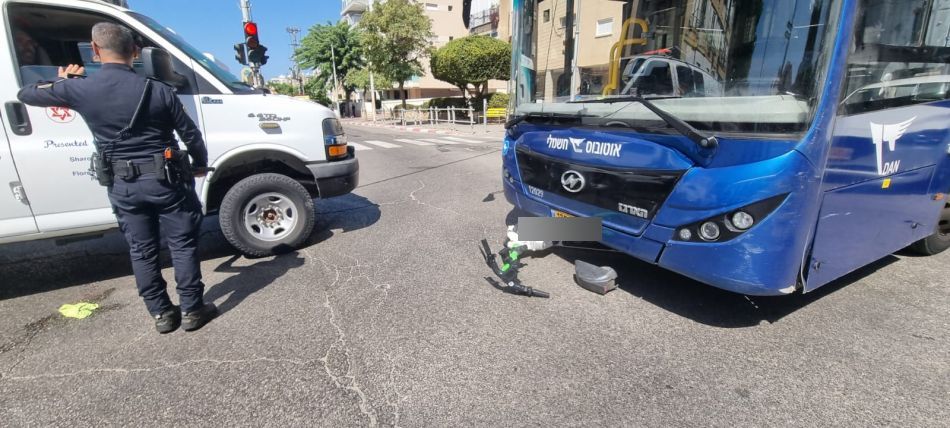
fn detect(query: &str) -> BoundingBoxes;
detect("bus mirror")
[141,47,188,89]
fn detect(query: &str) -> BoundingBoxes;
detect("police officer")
[18,22,217,333]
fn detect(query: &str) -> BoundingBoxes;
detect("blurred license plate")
[552,210,574,218]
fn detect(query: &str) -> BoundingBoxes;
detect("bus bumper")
[504,178,803,296]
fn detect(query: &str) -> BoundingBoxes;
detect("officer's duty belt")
[112,159,161,179]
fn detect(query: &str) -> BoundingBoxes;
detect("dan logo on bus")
[869,117,915,176]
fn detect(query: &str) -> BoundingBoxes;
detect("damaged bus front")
[502,0,950,295]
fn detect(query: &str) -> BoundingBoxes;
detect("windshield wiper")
[573,96,718,149]
[505,111,596,130]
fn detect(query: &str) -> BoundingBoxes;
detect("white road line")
[395,138,435,146]
[363,140,402,149]
[441,136,485,144]
[418,138,464,145]
[349,142,372,151]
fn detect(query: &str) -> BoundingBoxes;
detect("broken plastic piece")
[58,302,100,319]
[574,260,618,295]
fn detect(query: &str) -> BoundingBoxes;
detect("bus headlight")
[699,222,721,241]
[731,211,755,230]
[674,194,788,243]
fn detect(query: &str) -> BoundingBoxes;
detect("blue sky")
[130,0,340,79]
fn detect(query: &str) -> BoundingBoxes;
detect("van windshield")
[512,0,842,134]
[129,12,256,94]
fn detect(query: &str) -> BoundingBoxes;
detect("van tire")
[909,203,950,256]
[219,173,315,257]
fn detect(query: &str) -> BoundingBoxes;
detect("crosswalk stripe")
[363,140,401,149]
[441,136,485,144]
[418,138,464,145]
[349,142,372,151]
[395,138,434,146]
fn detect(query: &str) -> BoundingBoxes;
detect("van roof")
[1,0,128,12]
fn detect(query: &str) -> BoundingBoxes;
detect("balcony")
[342,0,369,15]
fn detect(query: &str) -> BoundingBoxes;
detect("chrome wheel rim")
[243,192,298,242]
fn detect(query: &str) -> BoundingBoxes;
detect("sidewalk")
[340,118,507,138]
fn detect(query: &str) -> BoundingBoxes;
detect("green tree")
[359,0,434,108]
[344,68,393,95]
[304,77,332,107]
[296,21,364,101]
[267,81,297,96]
[431,35,511,103]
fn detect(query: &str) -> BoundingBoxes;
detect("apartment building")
[341,0,472,101]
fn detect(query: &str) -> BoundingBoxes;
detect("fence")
[381,99,509,131]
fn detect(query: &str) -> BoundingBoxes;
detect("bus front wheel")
[909,202,950,256]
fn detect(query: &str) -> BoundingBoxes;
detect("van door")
[0,111,37,238]
[0,2,205,234]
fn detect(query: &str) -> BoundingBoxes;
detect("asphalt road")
[0,124,947,427]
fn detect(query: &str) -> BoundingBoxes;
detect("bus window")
[841,0,950,114]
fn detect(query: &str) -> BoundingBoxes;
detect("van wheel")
[909,202,950,256]
[219,173,315,257]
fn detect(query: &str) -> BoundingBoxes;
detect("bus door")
[806,0,950,290]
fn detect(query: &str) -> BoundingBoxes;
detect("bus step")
[574,260,618,295]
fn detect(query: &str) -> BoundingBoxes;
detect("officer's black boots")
[154,306,182,334]
[181,303,219,332]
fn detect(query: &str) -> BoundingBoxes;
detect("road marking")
[418,138,464,145]
[395,138,434,146]
[349,142,372,151]
[363,140,401,149]
[441,136,485,144]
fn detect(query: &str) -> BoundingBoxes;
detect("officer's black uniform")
[18,63,209,318]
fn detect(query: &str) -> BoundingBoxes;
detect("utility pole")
[331,45,341,115]
[286,26,303,95]
[368,0,377,121]
[239,0,264,88]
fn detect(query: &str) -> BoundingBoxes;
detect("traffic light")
[234,43,247,65]
[243,21,269,65]
[248,45,269,65]
[244,21,259,49]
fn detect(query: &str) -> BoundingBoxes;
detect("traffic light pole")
[239,0,264,88]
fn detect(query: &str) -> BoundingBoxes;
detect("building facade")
[341,0,472,102]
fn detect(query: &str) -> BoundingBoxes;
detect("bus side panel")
[806,166,940,291]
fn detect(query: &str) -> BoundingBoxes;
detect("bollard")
[469,106,474,132]
[483,98,488,132]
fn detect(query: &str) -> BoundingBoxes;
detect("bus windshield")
[129,12,257,94]
[511,0,841,134]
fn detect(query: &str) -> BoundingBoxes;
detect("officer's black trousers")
[108,173,205,315]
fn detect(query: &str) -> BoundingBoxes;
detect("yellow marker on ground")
[58,303,100,319]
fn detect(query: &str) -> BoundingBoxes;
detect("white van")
[0,0,358,256]
[620,55,724,98]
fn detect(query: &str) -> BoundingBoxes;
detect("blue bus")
[502,0,950,295]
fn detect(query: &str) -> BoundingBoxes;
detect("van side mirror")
[141,47,188,89]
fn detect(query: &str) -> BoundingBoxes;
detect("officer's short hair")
[91,22,135,58]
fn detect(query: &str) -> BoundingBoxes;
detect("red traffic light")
[243,21,258,37]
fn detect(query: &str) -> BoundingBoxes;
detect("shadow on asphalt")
[0,193,381,301]
[205,252,307,315]
[502,209,901,328]
[547,246,899,328]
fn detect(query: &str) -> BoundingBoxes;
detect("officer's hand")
[193,167,210,178]
[58,64,86,79]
